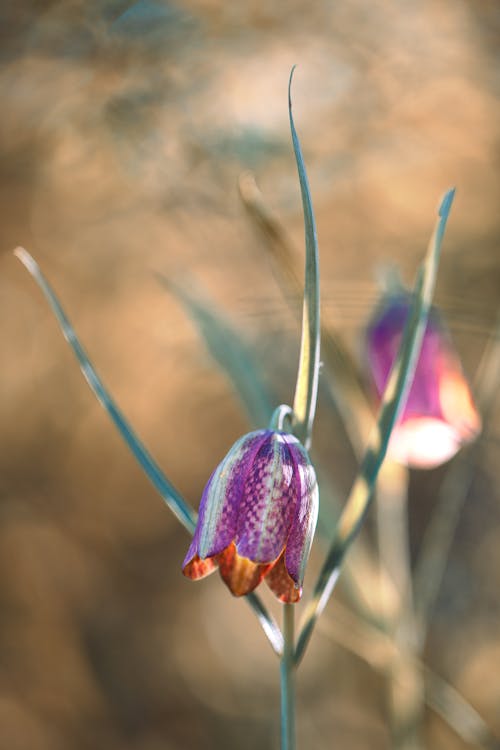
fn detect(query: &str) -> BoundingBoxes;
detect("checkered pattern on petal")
[235,432,298,564]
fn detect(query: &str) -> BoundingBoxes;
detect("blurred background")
[0,1,499,748]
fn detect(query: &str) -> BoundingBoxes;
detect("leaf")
[14,248,196,533]
[238,171,374,459]
[288,67,321,450]
[155,273,275,428]
[14,247,284,657]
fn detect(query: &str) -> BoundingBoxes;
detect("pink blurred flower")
[366,295,481,469]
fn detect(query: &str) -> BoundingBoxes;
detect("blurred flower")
[366,294,481,469]
[183,430,318,602]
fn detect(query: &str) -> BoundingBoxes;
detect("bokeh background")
[0,1,499,748]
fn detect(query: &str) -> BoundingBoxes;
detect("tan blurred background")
[0,1,499,748]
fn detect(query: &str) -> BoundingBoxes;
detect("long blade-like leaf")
[288,67,321,449]
[239,171,374,457]
[155,274,274,428]
[14,247,283,656]
[295,189,456,664]
[14,247,196,534]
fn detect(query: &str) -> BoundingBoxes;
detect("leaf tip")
[439,188,456,220]
[288,65,298,109]
[13,246,36,273]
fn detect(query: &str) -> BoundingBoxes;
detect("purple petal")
[181,466,216,569]
[235,432,299,563]
[182,533,200,570]
[196,430,270,559]
[283,437,319,586]
[367,296,445,420]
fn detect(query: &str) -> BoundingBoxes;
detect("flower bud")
[183,430,318,602]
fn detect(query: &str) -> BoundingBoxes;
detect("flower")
[182,429,319,602]
[366,294,481,469]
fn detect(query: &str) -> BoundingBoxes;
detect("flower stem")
[270,404,293,432]
[280,603,296,750]
[377,461,424,749]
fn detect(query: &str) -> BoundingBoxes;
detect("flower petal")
[235,432,298,563]
[182,553,218,580]
[368,297,442,417]
[283,439,319,587]
[388,417,462,469]
[366,295,481,468]
[181,467,216,570]
[438,354,481,440]
[217,542,271,596]
[265,550,301,603]
[196,430,270,560]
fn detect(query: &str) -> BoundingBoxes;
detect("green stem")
[280,603,296,750]
[270,404,294,432]
[377,462,424,749]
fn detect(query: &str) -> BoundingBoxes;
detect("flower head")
[183,429,318,602]
[366,294,481,469]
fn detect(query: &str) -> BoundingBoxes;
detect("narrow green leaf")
[295,189,456,664]
[14,247,196,534]
[239,171,374,458]
[155,274,275,428]
[14,247,283,657]
[288,67,321,450]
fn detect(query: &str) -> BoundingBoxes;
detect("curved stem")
[270,404,294,432]
[294,189,456,665]
[280,603,296,750]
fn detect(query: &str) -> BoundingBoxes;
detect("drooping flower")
[182,429,318,603]
[366,294,481,469]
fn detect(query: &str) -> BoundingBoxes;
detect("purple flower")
[182,430,318,602]
[366,294,481,468]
